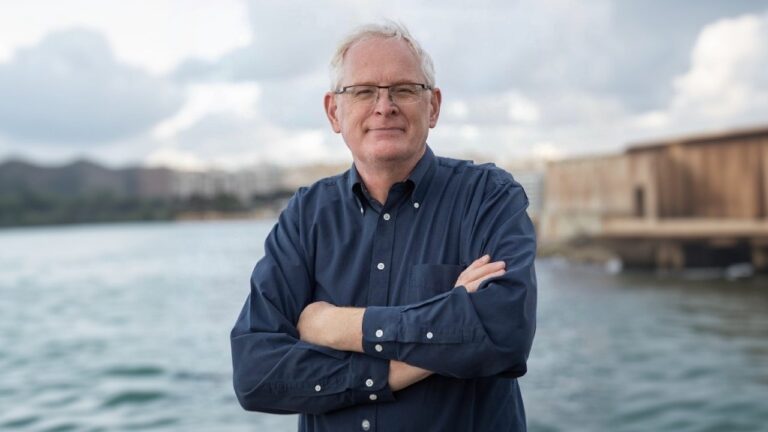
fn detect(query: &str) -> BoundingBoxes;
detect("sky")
[0,0,767,170]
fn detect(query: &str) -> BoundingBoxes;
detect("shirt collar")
[346,144,436,213]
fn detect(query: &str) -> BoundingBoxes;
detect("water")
[0,221,766,432]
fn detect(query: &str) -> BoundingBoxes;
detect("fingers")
[467,254,491,269]
[454,255,506,292]
[464,268,506,293]
[459,260,505,287]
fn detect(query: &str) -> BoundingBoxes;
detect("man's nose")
[373,88,399,114]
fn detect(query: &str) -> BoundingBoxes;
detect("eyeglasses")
[334,83,432,106]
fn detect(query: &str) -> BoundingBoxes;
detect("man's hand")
[454,254,506,292]
[389,255,507,390]
[297,301,364,352]
[296,255,506,392]
[297,256,505,351]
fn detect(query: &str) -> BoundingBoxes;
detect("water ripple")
[40,424,80,432]
[102,365,166,378]
[123,417,179,430]
[100,390,169,408]
[0,415,40,429]
[2,223,767,432]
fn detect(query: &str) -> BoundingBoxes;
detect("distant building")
[171,165,285,203]
[540,124,768,270]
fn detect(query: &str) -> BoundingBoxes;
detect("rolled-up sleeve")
[230,191,395,415]
[361,172,537,379]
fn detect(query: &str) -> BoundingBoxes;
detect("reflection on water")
[527,262,768,432]
[0,221,767,432]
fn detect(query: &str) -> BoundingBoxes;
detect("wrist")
[389,360,432,391]
[328,307,365,352]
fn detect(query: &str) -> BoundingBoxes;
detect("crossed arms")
[296,255,507,391]
[230,179,537,415]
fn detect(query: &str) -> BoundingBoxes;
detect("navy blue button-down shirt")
[231,146,537,431]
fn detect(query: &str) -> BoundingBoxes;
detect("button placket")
[364,192,403,362]
[366,202,396,315]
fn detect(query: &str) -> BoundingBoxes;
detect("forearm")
[232,301,394,415]
[360,283,535,379]
[298,303,365,353]
[388,360,432,391]
[298,304,434,392]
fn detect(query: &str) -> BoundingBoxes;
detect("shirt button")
[361,419,371,431]
[375,329,384,338]
[365,378,374,387]
[369,393,378,401]
[374,344,383,352]
[413,202,420,209]
[383,213,391,221]
[376,262,385,270]
[314,384,322,392]
[426,331,434,340]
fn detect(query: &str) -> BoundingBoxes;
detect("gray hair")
[329,21,436,91]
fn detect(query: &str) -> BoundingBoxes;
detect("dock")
[539,124,768,270]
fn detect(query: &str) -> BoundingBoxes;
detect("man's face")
[324,37,441,167]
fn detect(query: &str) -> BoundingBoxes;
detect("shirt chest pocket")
[409,263,465,302]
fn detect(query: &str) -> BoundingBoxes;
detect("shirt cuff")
[348,353,395,404]
[362,306,402,360]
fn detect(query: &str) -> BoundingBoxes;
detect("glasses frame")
[333,83,433,105]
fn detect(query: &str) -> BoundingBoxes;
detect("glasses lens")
[390,85,423,104]
[342,85,426,105]
[348,86,377,103]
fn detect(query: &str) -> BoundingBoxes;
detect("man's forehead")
[345,36,412,54]
[341,37,423,82]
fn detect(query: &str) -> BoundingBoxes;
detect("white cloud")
[152,82,261,140]
[439,92,540,126]
[0,0,251,74]
[671,13,768,119]
[629,11,768,137]
[631,110,670,129]
[174,0,354,82]
[531,142,564,161]
[444,101,469,121]
[146,109,349,170]
[144,146,208,171]
[507,94,541,124]
[2,0,768,168]
[0,28,183,144]
[257,71,331,129]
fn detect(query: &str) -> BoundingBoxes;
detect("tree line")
[0,189,293,227]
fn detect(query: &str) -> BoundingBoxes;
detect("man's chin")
[365,143,416,163]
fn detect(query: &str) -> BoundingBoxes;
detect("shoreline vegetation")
[0,157,335,229]
[0,190,289,228]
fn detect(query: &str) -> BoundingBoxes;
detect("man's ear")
[429,87,442,128]
[324,92,342,133]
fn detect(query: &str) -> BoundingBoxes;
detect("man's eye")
[352,88,375,97]
[393,87,417,96]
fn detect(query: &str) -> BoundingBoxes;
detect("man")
[231,22,537,431]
